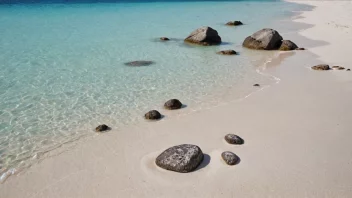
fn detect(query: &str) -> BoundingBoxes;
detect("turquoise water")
[0,1,304,181]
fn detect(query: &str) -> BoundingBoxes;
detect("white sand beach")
[1,1,352,197]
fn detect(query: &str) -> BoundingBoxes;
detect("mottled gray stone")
[312,64,330,70]
[243,28,283,50]
[279,40,299,51]
[221,151,239,166]
[224,134,244,145]
[145,110,162,120]
[164,99,183,110]
[184,27,221,46]
[155,144,204,173]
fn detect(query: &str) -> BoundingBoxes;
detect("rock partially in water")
[312,64,330,71]
[155,144,204,173]
[216,50,237,55]
[243,28,283,50]
[224,134,244,145]
[221,151,240,166]
[226,21,243,26]
[332,66,345,70]
[253,84,260,87]
[145,110,162,120]
[95,124,109,132]
[164,99,183,110]
[184,26,221,46]
[160,37,170,41]
[124,61,154,67]
[279,40,298,51]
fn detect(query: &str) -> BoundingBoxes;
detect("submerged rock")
[184,26,221,46]
[160,37,170,41]
[95,124,109,132]
[221,151,240,165]
[279,40,298,51]
[332,66,345,70]
[164,99,183,110]
[224,134,244,145]
[145,110,162,120]
[155,144,204,173]
[226,21,243,26]
[216,50,237,55]
[243,28,283,50]
[124,61,154,67]
[311,64,330,71]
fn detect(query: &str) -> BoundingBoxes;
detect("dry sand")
[1,1,352,197]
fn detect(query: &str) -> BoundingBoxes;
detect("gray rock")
[145,110,162,120]
[332,66,345,70]
[160,37,170,41]
[95,124,109,132]
[184,26,221,46]
[296,47,305,50]
[226,21,243,26]
[216,50,237,55]
[164,99,183,110]
[224,134,244,145]
[124,61,154,66]
[279,40,298,51]
[311,64,330,70]
[155,144,204,173]
[221,151,239,165]
[243,28,283,50]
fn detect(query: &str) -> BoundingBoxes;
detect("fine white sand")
[1,1,352,197]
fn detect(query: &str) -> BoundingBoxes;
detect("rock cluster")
[243,28,300,51]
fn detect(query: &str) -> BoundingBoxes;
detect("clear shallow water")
[0,0,304,181]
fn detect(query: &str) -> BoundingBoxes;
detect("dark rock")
[160,37,170,41]
[95,124,109,132]
[216,50,237,55]
[145,110,162,120]
[124,61,154,67]
[347,69,351,71]
[243,28,283,50]
[311,64,330,71]
[332,66,345,70]
[155,144,204,173]
[296,47,305,50]
[184,26,221,46]
[279,40,299,51]
[253,84,260,87]
[164,99,183,110]
[226,21,243,26]
[224,134,244,145]
[221,151,240,166]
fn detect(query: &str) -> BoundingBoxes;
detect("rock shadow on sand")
[195,154,211,171]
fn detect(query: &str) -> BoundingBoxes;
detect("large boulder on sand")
[184,26,221,46]
[155,144,204,173]
[279,40,298,51]
[243,28,283,50]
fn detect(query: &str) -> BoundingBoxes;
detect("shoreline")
[2,1,352,197]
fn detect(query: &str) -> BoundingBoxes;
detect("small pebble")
[95,124,109,132]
